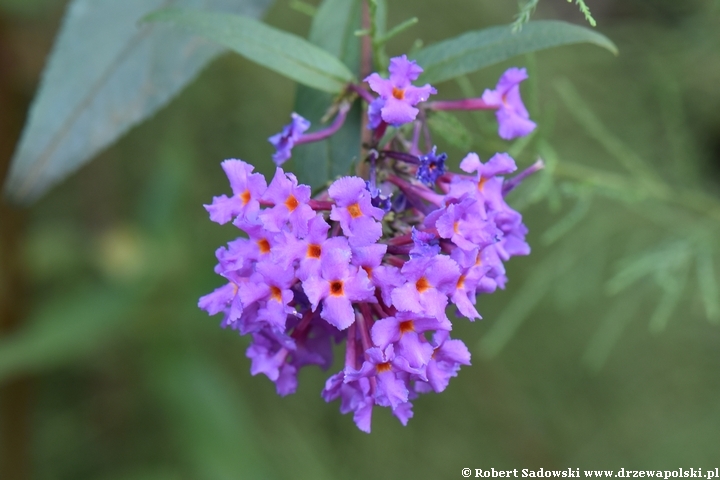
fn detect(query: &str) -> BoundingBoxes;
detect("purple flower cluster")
[202,55,539,432]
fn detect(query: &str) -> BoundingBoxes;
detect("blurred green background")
[1,0,720,478]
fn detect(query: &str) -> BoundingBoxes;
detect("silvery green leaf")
[413,20,617,84]
[145,8,355,93]
[3,0,273,205]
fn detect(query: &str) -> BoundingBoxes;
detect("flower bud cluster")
[199,55,539,432]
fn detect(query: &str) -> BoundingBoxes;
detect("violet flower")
[481,67,537,140]
[200,52,540,433]
[268,113,311,166]
[365,55,436,126]
[204,159,267,225]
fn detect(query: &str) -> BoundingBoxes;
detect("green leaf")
[606,241,690,295]
[582,295,642,372]
[0,286,132,382]
[291,0,362,189]
[540,194,592,245]
[554,78,664,186]
[427,111,472,151]
[145,352,270,479]
[145,8,354,93]
[696,247,720,323]
[649,266,688,333]
[479,248,577,358]
[412,20,617,85]
[3,0,274,205]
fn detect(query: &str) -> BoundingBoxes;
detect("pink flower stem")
[330,222,341,237]
[386,255,406,268]
[308,200,334,211]
[370,302,388,319]
[386,244,412,255]
[387,175,444,206]
[439,239,456,254]
[345,322,358,369]
[374,291,396,316]
[348,83,376,104]
[386,233,412,246]
[426,98,496,111]
[372,121,388,144]
[382,150,420,165]
[295,102,350,145]
[355,309,377,394]
[357,303,375,358]
[502,159,545,196]
[291,310,315,339]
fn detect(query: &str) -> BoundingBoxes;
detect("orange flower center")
[240,189,251,206]
[415,276,430,293]
[307,244,322,259]
[392,87,405,100]
[376,362,392,373]
[270,286,282,301]
[330,281,344,296]
[478,177,488,191]
[362,265,373,279]
[347,202,363,218]
[399,320,414,334]
[457,274,466,289]
[257,238,271,254]
[285,194,299,212]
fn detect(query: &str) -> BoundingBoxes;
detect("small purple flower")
[371,312,446,370]
[198,281,243,325]
[259,168,315,236]
[365,55,436,126]
[302,246,375,330]
[345,345,420,409]
[200,53,539,433]
[323,372,374,433]
[279,215,331,280]
[367,97,385,130]
[252,262,297,331]
[481,68,536,140]
[391,255,460,324]
[366,180,392,213]
[416,331,471,393]
[204,159,267,225]
[433,196,498,252]
[449,152,517,211]
[246,329,298,396]
[268,113,311,166]
[329,176,385,247]
[416,147,447,186]
[409,228,440,258]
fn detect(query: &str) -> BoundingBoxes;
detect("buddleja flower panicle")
[200,55,541,433]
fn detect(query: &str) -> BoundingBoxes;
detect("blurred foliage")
[513,0,596,31]
[1,0,720,478]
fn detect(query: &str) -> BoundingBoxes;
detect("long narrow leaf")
[145,8,355,93]
[3,0,273,205]
[695,247,720,323]
[413,20,617,84]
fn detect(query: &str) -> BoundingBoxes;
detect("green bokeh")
[1,1,720,478]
